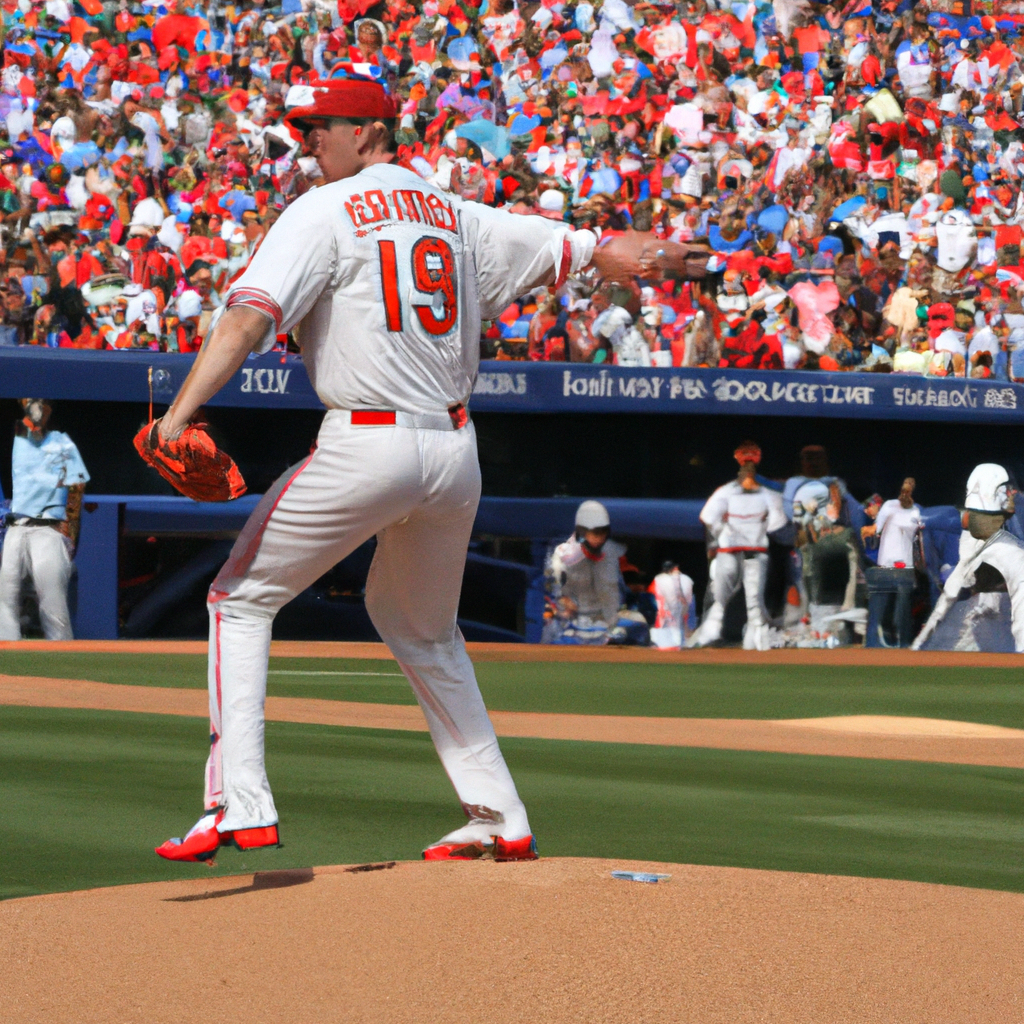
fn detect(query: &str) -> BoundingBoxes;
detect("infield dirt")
[3,857,1021,1024]
[4,642,1022,1020]
[3,672,1024,768]
[3,637,1024,666]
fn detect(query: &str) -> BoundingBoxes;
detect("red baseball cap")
[284,79,397,135]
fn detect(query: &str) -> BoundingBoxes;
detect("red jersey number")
[378,236,458,337]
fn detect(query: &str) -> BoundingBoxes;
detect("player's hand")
[155,415,185,443]
[639,239,712,280]
[587,229,651,283]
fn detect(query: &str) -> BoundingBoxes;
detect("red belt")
[350,410,397,425]
[350,404,469,430]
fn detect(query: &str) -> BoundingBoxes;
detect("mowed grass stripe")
[267,671,405,677]
[1,704,1023,899]
[3,651,1024,728]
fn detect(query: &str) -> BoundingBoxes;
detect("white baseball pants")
[0,524,74,640]
[204,410,531,841]
[696,551,770,650]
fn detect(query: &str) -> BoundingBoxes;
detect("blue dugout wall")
[2,348,1015,641]
[2,348,1023,424]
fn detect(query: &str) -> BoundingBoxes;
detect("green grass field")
[2,651,1023,900]
[3,651,1024,726]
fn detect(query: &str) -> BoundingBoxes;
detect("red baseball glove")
[133,420,247,503]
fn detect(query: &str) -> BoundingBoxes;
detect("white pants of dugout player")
[204,409,532,842]
[0,523,74,641]
[695,551,770,651]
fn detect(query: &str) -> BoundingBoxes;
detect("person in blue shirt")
[0,400,89,640]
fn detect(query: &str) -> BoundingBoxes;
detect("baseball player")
[152,71,648,864]
[913,464,1024,652]
[0,399,88,641]
[690,442,787,651]
[648,560,694,650]
[547,500,626,643]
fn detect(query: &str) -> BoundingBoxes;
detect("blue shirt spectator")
[11,430,90,520]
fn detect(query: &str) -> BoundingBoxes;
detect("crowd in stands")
[4,0,1024,376]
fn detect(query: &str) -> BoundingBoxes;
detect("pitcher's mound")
[3,858,1020,1023]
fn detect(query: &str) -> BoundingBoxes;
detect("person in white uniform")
[690,441,787,650]
[861,478,921,647]
[0,399,88,641]
[152,71,648,864]
[547,500,626,643]
[913,464,1024,652]
[649,560,694,649]
[871,478,923,569]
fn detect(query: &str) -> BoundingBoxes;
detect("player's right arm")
[874,499,893,537]
[699,487,727,535]
[458,202,652,318]
[553,535,588,569]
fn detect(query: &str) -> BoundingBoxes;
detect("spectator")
[0,0,1022,374]
[865,478,923,571]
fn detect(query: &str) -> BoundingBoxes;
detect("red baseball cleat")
[422,840,491,861]
[156,810,280,863]
[493,835,538,861]
[231,825,280,852]
[155,810,223,862]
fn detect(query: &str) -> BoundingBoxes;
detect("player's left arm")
[159,305,276,440]
[842,533,859,611]
[62,483,84,549]
[160,188,339,441]
[699,488,726,535]
[56,437,90,551]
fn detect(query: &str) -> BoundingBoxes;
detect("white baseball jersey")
[184,164,599,851]
[650,569,693,629]
[226,162,595,412]
[919,529,1024,651]
[550,535,625,626]
[874,499,922,568]
[700,481,787,553]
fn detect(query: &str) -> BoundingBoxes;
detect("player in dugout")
[0,399,89,641]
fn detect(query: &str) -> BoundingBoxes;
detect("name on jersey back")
[345,188,457,238]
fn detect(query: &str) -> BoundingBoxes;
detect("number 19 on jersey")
[378,237,459,337]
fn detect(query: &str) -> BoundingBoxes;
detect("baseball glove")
[133,420,247,502]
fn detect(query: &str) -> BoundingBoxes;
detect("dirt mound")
[2,858,1021,1024]
[777,715,1024,738]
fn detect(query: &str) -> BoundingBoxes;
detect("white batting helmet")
[575,500,610,530]
[964,463,1015,514]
